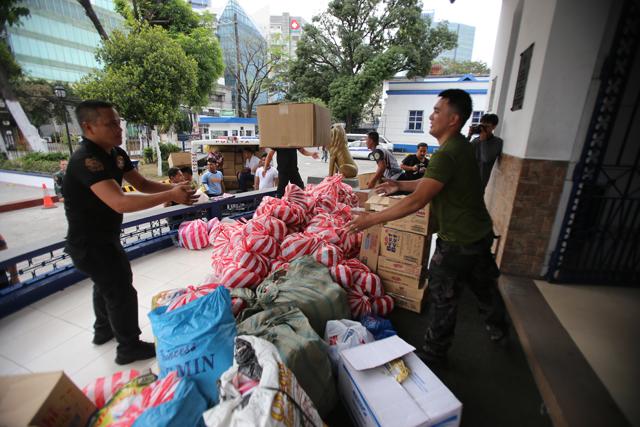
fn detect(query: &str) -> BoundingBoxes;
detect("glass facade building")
[422,12,476,62]
[6,0,124,82]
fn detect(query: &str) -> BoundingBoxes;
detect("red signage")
[290,19,300,30]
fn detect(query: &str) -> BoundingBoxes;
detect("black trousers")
[276,168,304,198]
[238,171,255,192]
[67,239,140,349]
[425,233,507,356]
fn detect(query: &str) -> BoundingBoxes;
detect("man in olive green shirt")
[348,89,507,364]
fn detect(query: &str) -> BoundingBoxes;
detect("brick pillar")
[485,153,568,277]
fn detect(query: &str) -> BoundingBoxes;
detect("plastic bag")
[359,314,397,340]
[202,335,325,427]
[83,369,140,409]
[324,319,374,369]
[149,287,236,405]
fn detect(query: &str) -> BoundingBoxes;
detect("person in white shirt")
[254,153,279,190]
[237,148,261,192]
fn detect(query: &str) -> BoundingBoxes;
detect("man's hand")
[375,181,399,196]
[311,152,320,160]
[413,165,419,172]
[170,184,198,205]
[346,212,377,234]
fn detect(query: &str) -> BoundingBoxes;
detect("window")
[406,110,424,132]
[245,130,252,136]
[232,130,238,136]
[471,111,484,125]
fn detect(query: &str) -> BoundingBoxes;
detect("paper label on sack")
[341,335,415,370]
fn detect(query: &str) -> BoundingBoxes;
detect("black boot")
[115,341,156,365]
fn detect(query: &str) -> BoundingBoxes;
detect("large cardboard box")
[357,172,376,189]
[377,256,427,279]
[380,227,430,265]
[359,224,382,271]
[257,103,330,148]
[387,292,427,313]
[366,194,430,235]
[338,336,462,427]
[168,152,191,168]
[0,371,97,427]
[378,267,427,291]
[353,190,371,208]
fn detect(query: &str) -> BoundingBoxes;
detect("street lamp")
[54,85,73,156]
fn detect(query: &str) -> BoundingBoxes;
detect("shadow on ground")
[326,289,552,427]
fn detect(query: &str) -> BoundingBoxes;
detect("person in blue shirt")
[201,158,224,197]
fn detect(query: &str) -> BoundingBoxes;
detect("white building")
[378,74,490,152]
[197,116,258,139]
[268,13,306,59]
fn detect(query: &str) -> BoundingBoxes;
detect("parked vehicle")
[345,134,394,160]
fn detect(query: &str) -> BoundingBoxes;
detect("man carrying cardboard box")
[263,147,319,197]
[347,89,507,365]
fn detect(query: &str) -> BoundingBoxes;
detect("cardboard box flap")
[342,335,415,370]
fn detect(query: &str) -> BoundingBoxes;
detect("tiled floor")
[0,246,213,389]
[535,281,640,426]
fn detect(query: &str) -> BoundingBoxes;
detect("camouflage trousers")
[424,233,507,357]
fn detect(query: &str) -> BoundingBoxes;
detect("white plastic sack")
[203,335,325,427]
[324,319,374,369]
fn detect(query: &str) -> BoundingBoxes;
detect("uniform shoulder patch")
[116,155,125,170]
[84,157,105,172]
[373,151,383,161]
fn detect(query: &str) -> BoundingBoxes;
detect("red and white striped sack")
[271,258,290,273]
[342,258,371,274]
[280,233,321,261]
[246,216,288,242]
[283,183,315,212]
[221,266,263,289]
[232,250,269,277]
[140,371,180,409]
[178,219,209,250]
[242,233,280,259]
[333,202,353,223]
[166,283,221,311]
[255,196,280,217]
[313,242,343,268]
[336,230,360,257]
[347,289,373,318]
[82,369,140,409]
[353,271,383,297]
[211,254,234,279]
[305,223,342,244]
[231,297,247,317]
[312,194,338,215]
[207,217,220,233]
[329,264,353,289]
[371,295,394,317]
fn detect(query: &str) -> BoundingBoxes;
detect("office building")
[422,11,476,62]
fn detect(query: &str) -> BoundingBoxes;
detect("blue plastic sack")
[133,377,207,427]
[149,286,236,405]
[359,314,397,340]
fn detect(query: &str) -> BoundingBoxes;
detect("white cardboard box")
[338,336,462,427]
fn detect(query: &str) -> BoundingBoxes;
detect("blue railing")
[0,189,275,318]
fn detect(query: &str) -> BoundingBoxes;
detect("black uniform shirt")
[64,138,133,242]
[275,148,298,173]
[402,154,429,180]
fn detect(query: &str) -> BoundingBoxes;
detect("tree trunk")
[345,114,353,132]
[77,0,109,41]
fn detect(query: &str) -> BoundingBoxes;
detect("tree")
[76,24,198,131]
[289,0,457,130]
[225,37,286,117]
[433,58,490,75]
[14,79,76,127]
[77,0,109,41]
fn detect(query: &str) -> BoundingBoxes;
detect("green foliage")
[159,143,180,161]
[289,0,457,129]
[174,110,192,134]
[0,157,63,174]
[143,147,154,163]
[22,152,69,162]
[76,24,199,129]
[433,58,491,75]
[300,97,328,108]
[0,0,30,81]
[13,79,76,127]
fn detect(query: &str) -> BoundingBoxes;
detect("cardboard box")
[353,190,371,208]
[387,292,427,314]
[168,152,191,168]
[338,336,462,427]
[377,256,427,279]
[380,227,430,265]
[378,267,427,291]
[366,194,430,235]
[0,371,97,427]
[357,172,376,189]
[257,103,330,148]
[359,224,382,271]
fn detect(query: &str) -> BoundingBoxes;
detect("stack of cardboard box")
[359,194,432,313]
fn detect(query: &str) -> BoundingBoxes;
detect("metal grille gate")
[548,0,640,286]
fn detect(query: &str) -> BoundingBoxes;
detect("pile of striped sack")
[207,175,394,318]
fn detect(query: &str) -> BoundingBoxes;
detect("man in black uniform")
[398,142,429,181]
[64,100,197,365]
[263,147,319,197]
